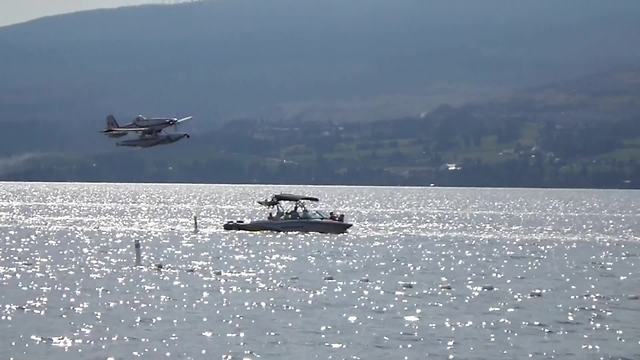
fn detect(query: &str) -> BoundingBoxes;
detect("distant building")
[441,163,463,171]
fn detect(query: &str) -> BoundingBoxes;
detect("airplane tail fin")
[106,115,119,130]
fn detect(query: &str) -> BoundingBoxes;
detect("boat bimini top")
[258,194,319,207]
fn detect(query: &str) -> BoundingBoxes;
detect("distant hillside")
[1,0,640,155]
[2,68,639,188]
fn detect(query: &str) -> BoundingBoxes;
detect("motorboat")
[223,194,352,234]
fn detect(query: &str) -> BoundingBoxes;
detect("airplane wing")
[102,127,150,133]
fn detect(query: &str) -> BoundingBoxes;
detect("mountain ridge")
[0,0,639,187]
[2,0,640,132]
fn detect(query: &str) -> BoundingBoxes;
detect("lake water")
[0,183,638,359]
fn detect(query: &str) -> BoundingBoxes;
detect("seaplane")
[102,114,192,148]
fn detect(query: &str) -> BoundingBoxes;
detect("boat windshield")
[285,210,328,220]
[313,211,329,219]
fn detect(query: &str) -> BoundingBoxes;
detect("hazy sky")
[0,0,186,27]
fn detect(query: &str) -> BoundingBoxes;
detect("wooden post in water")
[134,239,142,266]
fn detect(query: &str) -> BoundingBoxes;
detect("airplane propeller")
[172,116,193,131]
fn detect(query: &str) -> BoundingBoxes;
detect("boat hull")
[224,219,352,234]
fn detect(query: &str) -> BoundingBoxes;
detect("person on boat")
[329,212,336,221]
[268,212,274,220]
[338,214,344,222]
[302,209,310,219]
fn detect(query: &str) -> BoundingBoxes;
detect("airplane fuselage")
[133,117,177,128]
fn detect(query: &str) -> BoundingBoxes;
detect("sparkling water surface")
[0,183,638,359]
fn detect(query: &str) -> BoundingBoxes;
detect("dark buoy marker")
[134,239,142,266]
[193,215,199,233]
